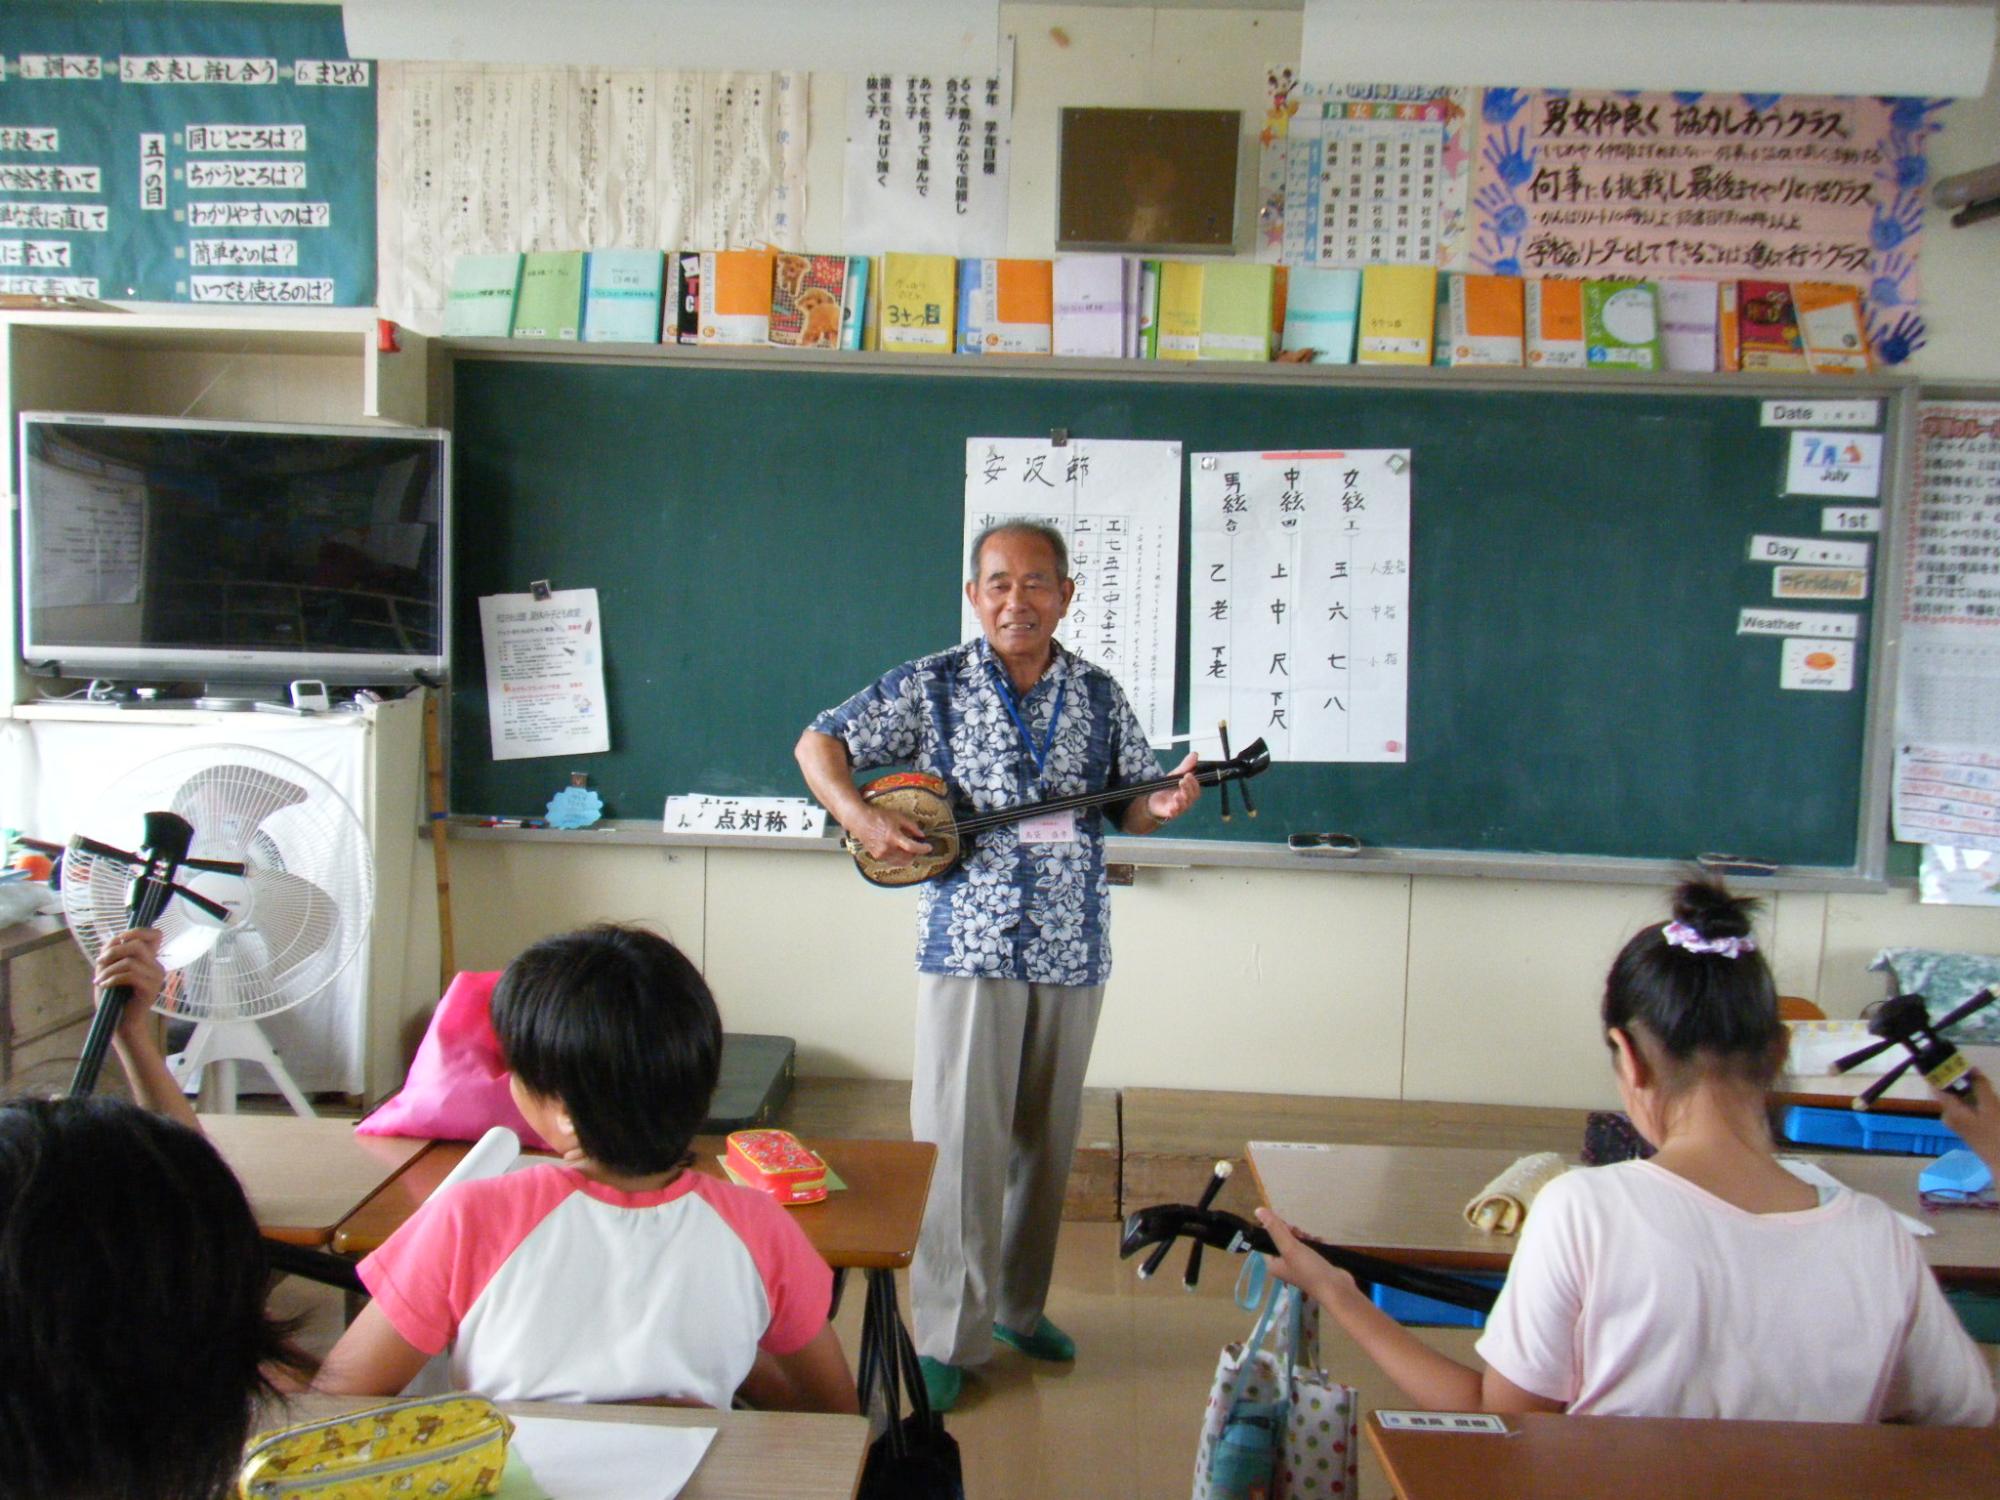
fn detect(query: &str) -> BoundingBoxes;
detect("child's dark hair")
[0,1096,311,1500]
[491,924,722,1176]
[1603,878,1783,1089]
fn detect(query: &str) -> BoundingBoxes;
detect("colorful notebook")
[1794,282,1872,374]
[580,249,664,344]
[1357,264,1436,365]
[510,251,585,341]
[1717,281,1741,372]
[442,253,521,339]
[967,258,1054,356]
[1052,254,1128,358]
[880,252,956,353]
[1137,260,1161,358]
[768,253,850,348]
[1447,274,1524,368]
[1198,263,1275,362]
[1432,273,1455,366]
[839,256,869,350]
[955,259,985,353]
[698,249,775,345]
[1524,279,1585,368]
[1657,279,1719,373]
[1738,280,1806,372]
[1582,280,1661,370]
[1280,267,1360,364]
[1155,261,1203,361]
[673,252,702,344]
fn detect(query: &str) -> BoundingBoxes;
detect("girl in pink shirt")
[1260,879,1998,1425]
[313,924,858,1414]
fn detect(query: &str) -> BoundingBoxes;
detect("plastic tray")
[1780,1105,1964,1156]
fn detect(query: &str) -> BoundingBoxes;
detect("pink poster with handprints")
[1471,90,1944,363]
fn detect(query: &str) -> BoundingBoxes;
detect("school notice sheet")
[843,49,1012,256]
[376,64,807,330]
[962,437,1181,748]
[478,587,611,762]
[497,1413,715,1499]
[1190,450,1411,763]
[1894,403,2000,861]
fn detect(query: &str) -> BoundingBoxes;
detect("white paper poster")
[1190,450,1411,763]
[1785,430,1883,498]
[844,54,1011,256]
[963,438,1181,748]
[376,64,808,331]
[1894,402,2000,848]
[477,587,610,761]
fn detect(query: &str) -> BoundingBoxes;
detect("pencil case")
[237,1394,512,1500]
[725,1127,829,1205]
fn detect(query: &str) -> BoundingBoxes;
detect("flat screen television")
[17,412,450,704]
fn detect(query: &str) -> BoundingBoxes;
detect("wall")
[398,3,1998,1108]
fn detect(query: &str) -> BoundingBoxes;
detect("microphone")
[69,812,194,1097]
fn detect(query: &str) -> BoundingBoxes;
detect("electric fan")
[60,744,375,1117]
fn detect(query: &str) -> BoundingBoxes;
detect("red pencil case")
[725,1128,829,1205]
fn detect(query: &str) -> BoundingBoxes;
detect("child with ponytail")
[1258,879,1997,1425]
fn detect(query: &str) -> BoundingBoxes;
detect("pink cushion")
[354,971,551,1151]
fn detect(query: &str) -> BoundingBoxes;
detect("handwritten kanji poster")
[1190,450,1411,763]
[1469,90,1941,361]
[376,64,807,331]
[0,1,375,305]
[962,438,1180,747]
[844,56,1011,256]
[478,587,610,762]
[1894,402,2000,852]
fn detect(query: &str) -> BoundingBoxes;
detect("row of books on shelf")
[444,248,1877,375]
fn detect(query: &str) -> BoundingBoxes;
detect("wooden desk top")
[331,1134,936,1271]
[1777,1042,2000,1116]
[202,1114,426,1248]
[1248,1140,2000,1287]
[1367,1411,2000,1499]
[269,1394,868,1500]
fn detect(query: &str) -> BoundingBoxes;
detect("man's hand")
[843,805,933,866]
[1145,751,1201,826]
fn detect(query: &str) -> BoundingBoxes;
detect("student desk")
[203,1114,427,1248]
[1366,1410,2000,1499]
[268,1394,870,1500]
[1246,1141,2000,1290]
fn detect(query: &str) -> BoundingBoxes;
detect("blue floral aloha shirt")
[809,638,1162,986]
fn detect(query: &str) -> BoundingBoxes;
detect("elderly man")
[796,521,1198,1411]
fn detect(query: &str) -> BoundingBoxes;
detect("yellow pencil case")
[238,1394,512,1500]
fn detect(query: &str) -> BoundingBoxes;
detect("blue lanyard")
[988,660,1066,781]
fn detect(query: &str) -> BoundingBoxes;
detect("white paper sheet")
[1919,844,2000,905]
[663,794,826,836]
[377,63,807,331]
[1190,449,1411,763]
[843,51,1011,255]
[1778,1158,1933,1237]
[477,588,611,762]
[1784,431,1883,498]
[1896,744,2000,853]
[509,1414,716,1500]
[962,437,1181,747]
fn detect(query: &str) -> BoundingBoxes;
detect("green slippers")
[993,1315,1076,1362]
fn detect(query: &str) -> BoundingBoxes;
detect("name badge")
[1017,809,1078,845]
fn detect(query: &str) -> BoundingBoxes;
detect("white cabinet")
[1,695,426,1103]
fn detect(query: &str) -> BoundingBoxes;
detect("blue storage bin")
[1781,1105,1964,1156]
[1370,1274,1505,1329]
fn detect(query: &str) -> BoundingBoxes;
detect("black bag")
[1582,1110,1654,1166]
[854,1270,964,1500]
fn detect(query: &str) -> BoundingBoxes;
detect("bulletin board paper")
[0,1,375,305]
[478,588,611,762]
[844,56,1012,257]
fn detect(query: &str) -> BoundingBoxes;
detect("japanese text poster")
[478,587,611,762]
[1190,450,1411,763]
[844,55,1011,256]
[962,438,1180,747]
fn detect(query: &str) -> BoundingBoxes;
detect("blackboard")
[448,351,1903,876]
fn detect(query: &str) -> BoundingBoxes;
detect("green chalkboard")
[448,352,1901,874]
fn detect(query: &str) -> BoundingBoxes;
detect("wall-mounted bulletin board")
[444,348,1910,887]
[0,2,374,306]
